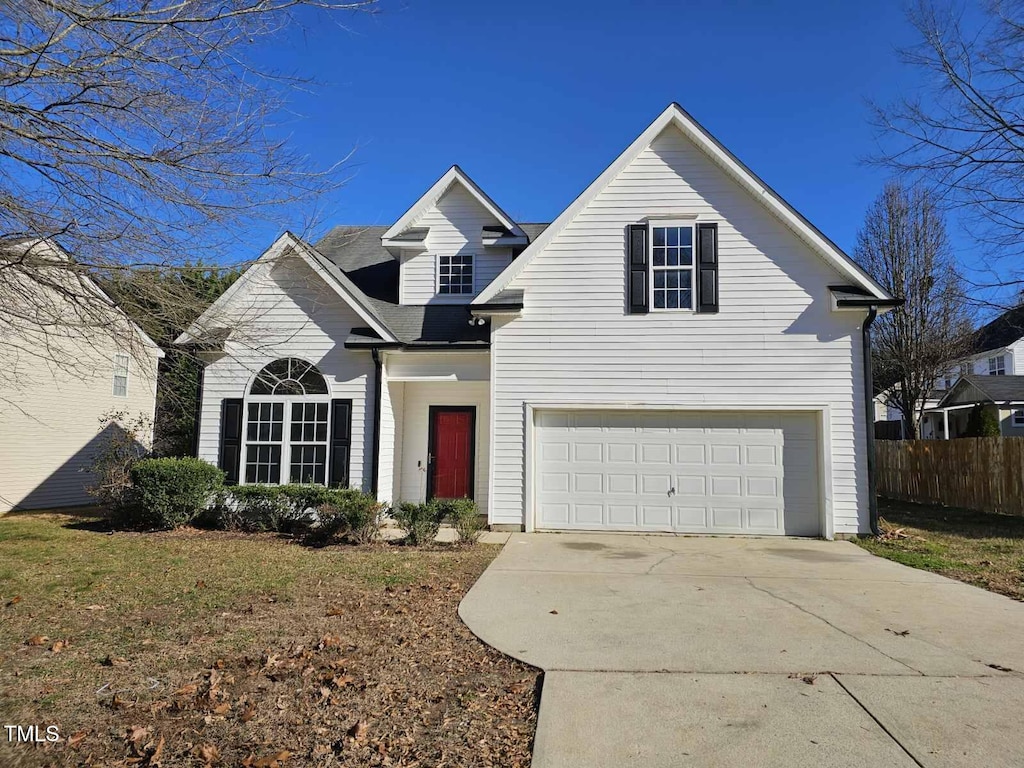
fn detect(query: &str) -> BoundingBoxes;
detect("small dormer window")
[438,253,474,294]
[989,355,1006,375]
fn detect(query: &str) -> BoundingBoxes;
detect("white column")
[943,409,950,440]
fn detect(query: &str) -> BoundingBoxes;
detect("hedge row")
[114,456,481,544]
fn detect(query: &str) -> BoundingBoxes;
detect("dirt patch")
[0,515,538,767]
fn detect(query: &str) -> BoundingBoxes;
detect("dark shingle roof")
[971,305,1024,355]
[963,375,1024,402]
[315,223,549,346]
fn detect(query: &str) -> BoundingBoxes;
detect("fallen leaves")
[885,628,911,637]
[347,720,369,743]
[1,538,536,768]
[242,750,291,767]
[193,743,221,766]
[66,729,89,748]
[25,634,49,646]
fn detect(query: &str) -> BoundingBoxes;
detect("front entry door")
[427,406,475,499]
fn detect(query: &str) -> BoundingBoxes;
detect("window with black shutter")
[626,220,719,314]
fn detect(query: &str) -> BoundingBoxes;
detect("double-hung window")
[244,358,331,485]
[649,222,694,310]
[438,253,474,295]
[989,355,1006,376]
[112,353,129,397]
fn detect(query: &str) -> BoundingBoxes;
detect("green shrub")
[221,485,297,532]
[122,457,224,529]
[964,405,1001,437]
[393,501,443,546]
[432,497,483,544]
[209,485,384,541]
[312,489,386,545]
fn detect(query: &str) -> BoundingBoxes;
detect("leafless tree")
[856,181,974,438]
[872,0,1024,300]
[0,0,375,400]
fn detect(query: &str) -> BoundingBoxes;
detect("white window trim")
[989,355,1006,375]
[112,353,129,397]
[436,252,476,296]
[1013,408,1024,427]
[240,395,332,485]
[648,220,696,313]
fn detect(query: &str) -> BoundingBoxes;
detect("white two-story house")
[179,104,897,537]
[924,306,1024,438]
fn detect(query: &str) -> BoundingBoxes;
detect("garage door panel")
[535,409,820,536]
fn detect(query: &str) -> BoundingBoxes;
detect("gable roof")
[970,304,1024,356]
[474,103,894,305]
[2,237,164,357]
[937,374,1024,407]
[175,231,398,345]
[314,226,492,347]
[382,165,526,241]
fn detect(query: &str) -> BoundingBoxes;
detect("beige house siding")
[999,407,1024,438]
[0,301,160,513]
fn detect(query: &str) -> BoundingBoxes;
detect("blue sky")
[255,0,979,287]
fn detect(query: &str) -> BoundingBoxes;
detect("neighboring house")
[0,239,163,513]
[876,303,1024,438]
[928,376,1024,438]
[875,303,1024,439]
[178,104,897,538]
[873,386,943,439]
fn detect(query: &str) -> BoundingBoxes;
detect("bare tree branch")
[0,0,376,399]
[855,181,975,437]
[871,0,1024,279]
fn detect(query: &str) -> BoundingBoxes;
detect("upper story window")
[112,353,129,397]
[988,355,1006,376]
[438,253,474,295]
[649,222,694,310]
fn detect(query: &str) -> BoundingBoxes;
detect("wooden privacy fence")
[875,438,1024,516]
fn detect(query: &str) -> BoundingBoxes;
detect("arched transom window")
[250,358,329,396]
[245,359,331,485]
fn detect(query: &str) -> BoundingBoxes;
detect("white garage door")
[535,410,820,536]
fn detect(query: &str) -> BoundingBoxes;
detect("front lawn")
[0,513,537,767]
[855,498,1024,601]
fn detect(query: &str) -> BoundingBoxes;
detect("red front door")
[429,407,474,499]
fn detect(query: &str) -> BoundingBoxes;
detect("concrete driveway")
[459,534,1024,767]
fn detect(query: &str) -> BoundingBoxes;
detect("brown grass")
[855,498,1024,601]
[0,513,538,767]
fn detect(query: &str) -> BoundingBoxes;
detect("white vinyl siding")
[398,183,514,304]
[490,124,868,534]
[196,255,375,491]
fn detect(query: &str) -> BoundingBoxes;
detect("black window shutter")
[696,223,719,314]
[628,224,648,314]
[329,399,353,488]
[218,398,243,485]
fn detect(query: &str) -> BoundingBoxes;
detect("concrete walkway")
[459,533,1024,767]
